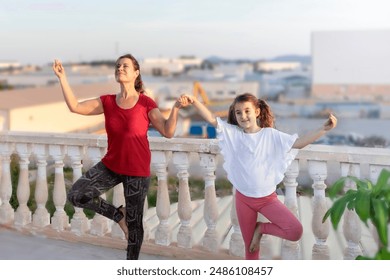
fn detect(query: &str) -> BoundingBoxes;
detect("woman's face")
[234,101,260,132]
[115,57,139,83]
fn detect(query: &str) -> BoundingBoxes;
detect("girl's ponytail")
[258,99,274,128]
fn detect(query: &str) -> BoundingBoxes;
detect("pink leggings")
[235,190,303,260]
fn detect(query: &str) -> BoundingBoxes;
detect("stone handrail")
[0,131,389,259]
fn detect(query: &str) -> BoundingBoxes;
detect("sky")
[1,0,390,65]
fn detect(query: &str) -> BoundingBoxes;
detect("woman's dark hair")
[116,54,144,92]
[227,93,274,128]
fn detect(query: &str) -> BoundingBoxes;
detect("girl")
[179,93,337,260]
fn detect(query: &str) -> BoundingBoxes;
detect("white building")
[141,57,203,76]
[256,61,302,72]
[311,29,390,101]
[0,61,21,70]
[146,80,260,109]
[186,63,254,81]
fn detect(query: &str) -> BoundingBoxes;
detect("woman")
[53,54,183,260]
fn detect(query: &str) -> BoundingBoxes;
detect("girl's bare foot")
[249,222,263,253]
[118,206,128,240]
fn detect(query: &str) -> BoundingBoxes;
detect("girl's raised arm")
[179,95,218,127]
[292,114,337,149]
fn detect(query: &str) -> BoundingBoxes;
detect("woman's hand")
[52,59,66,79]
[178,94,195,108]
[323,113,337,131]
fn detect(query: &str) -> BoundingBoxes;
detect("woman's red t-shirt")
[100,94,157,176]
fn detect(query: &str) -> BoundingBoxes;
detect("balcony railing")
[0,131,389,259]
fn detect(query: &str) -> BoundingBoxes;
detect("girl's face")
[115,58,139,84]
[234,101,260,133]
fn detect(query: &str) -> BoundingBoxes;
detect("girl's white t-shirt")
[216,117,298,198]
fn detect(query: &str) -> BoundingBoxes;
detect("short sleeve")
[216,117,239,178]
[270,129,298,185]
[143,94,158,113]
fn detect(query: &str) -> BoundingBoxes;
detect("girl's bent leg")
[260,197,303,242]
[123,176,150,260]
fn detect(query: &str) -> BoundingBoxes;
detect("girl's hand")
[176,94,195,108]
[323,114,337,131]
[52,59,65,78]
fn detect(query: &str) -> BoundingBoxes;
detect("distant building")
[141,56,203,76]
[259,69,311,100]
[0,64,115,88]
[0,61,21,70]
[255,61,301,73]
[147,80,260,109]
[186,63,254,81]
[311,29,390,101]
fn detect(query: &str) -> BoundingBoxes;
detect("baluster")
[14,144,32,226]
[49,145,69,231]
[229,189,245,257]
[88,147,109,236]
[340,163,362,259]
[308,160,330,259]
[151,151,171,246]
[32,144,50,227]
[68,146,90,235]
[281,159,301,259]
[0,143,14,224]
[368,164,388,249]
[173,151,192,248]
[369,164,388,184]
[111,183,125,239]
[200,153,219,252]
[143,194,149,241]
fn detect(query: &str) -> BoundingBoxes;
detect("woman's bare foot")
[249,222,263,253]
[118,206,128,240]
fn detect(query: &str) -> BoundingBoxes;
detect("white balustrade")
[0,131,389,260]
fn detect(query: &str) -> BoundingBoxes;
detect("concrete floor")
[0,226,166,260]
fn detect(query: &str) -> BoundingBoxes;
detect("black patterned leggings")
[67,161,150,260]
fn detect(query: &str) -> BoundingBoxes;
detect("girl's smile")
[234,101,261,133]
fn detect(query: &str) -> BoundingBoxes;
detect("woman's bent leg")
[67,162,123,222]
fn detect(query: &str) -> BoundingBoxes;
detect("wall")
[311,29,390,100]
[10,102,104,133]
